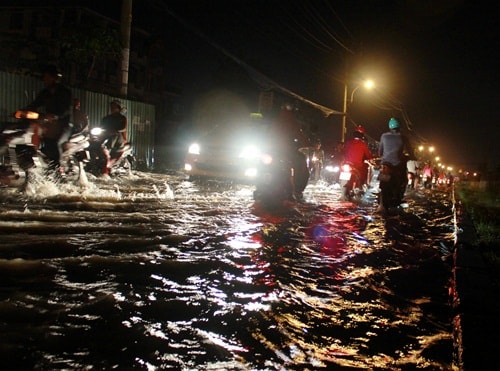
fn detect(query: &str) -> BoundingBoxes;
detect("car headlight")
[188,143,200,155]
[239,145,260,159]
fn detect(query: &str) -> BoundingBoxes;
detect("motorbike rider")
[406,158,419,191]
[422,162,434,189]
[24,64,72,171]
[100,99,128,175]
[343,125,373,186]
[71,98,89,135]
[309,139,324,182]
[270,102,309,200]
[378,117,415,212]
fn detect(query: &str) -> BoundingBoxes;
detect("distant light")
[184,163,192,171]
[364,80,374,89]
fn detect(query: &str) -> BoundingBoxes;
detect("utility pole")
[120,0,132,98]
[341,82,348,143]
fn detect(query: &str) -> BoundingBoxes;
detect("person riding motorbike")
[71,98,89,135]
[100,99,128,175]
[24,64,72,171]
[343,125,373,186]
[377,117,415,212]
[269,103,309,200]
[309,139,324,182]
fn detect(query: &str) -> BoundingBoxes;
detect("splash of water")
[152,182,175,200]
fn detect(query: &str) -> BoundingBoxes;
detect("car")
[183,114,270,183]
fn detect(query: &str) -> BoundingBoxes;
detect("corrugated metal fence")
[0,71,155,168]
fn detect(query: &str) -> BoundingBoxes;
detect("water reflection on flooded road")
[0,172,456,369]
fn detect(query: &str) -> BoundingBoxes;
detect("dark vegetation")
[456,181,500,286]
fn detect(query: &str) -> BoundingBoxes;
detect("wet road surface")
[0,171,457,370]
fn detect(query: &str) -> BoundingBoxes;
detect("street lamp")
[342,79,374,142]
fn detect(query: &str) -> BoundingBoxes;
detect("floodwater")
[0,170,457,370]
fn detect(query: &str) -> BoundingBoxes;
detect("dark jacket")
[26,83,72,139]
[101,112,127,133]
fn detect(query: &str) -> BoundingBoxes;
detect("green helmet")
[388,117,400,129]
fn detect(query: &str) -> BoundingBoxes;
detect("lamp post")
[341,79,374,143]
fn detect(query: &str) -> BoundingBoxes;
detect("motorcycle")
[320,155,341,185]
[339,162,364,201]
[253,150,294,206]
[253,141,309,206]
[300,145,323,183]
[339,159,377,201]
[85,127,134,177]
[0,110,89,188]
[378,161,406,210]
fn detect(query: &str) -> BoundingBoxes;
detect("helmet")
[354,125,365,134]
[388,117,400,129]
[110,99,122,109]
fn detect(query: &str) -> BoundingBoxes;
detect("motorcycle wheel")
[380,178,400,210]
[340,179,352,200]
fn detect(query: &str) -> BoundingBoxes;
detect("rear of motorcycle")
[339,163,363,201]
[253,151,294,206]
[60,132,90,182]
[378,162,405,210]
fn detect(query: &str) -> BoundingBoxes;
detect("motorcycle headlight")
[324,165,339,173]
[188,143,200,155]
[91,127,103,136]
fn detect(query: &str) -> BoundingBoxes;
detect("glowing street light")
[342,79,374,143]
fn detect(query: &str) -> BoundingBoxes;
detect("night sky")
[155,0,499,172]
[10,0,500,171]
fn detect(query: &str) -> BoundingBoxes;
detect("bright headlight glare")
[188,143,200,155]
[245,168,257,177]
[91,127,103,136]
[239,145,259,159]
[325,165,340,173]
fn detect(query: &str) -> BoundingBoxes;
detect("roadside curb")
[451,189,500,370]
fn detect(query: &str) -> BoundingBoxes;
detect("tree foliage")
[59,23,122,79]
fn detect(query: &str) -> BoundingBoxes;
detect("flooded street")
[0,171,456,370]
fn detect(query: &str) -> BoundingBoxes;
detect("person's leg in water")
[292,150,309,199]
[40,138,60,174]
[104,133,125,175]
